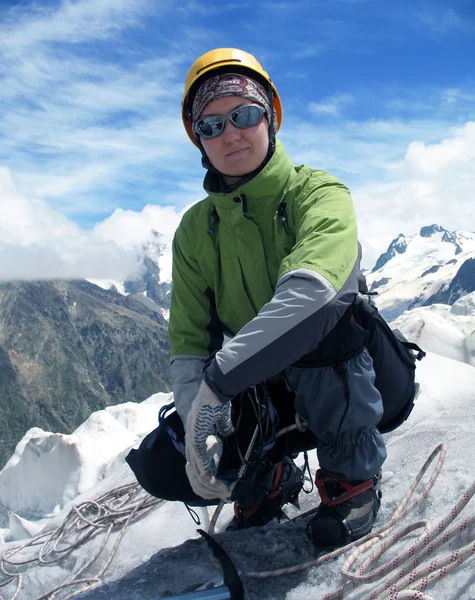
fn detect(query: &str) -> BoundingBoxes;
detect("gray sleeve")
[170,356,206,424]
[203,263,360,403]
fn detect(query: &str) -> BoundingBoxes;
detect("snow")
[0,393,173,529]
[86,278,127,295]
[0,321,474,597]
[455,230,475,251]
[391,292,475,367]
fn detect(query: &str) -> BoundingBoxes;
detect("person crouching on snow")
[127,48,386,546]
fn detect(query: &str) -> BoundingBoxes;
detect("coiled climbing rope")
[0,482,163,600]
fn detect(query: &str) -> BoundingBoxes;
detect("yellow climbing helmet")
[182,48,282,146]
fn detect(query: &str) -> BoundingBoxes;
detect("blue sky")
[0,0,474,280]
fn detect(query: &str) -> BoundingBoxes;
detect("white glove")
[185,381,235,500]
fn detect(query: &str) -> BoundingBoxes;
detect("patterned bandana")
[192,73,278,134]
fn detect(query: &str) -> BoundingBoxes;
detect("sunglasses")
[193,104,266,139]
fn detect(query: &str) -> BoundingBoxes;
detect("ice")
[392,296,475,366]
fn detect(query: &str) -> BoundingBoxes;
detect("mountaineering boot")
[306,470,382,547]
[227,457,304,531]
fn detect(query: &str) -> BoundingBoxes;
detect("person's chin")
[222,159,255,177]
[222,168,251,178]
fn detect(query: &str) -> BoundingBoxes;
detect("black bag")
[353,296,425,433]
[292,294,425,434]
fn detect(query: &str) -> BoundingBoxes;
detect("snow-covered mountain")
[366,224,475,320]
[91,223,475,328]
[90,222,475,330]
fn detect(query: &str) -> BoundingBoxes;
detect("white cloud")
[282,116,453,182]
[1,0,474,283]
[0,165,195,282]
[0,0,149,48]
[3,121,473,282]
[0,167,79,245]
[292,45,324,59]
[0,168,143,281]
[309,103,340,116]
[308,93,355,116]
[280,117,475,268]
[442,88,461,105]
[403,122,475,175]
[94,203,192,281]
[352,122,475,267]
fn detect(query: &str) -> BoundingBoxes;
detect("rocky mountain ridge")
[0,279,170,468]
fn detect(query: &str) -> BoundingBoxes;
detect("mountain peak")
[420,224,446,238]
[417,224,463,253]
[372,225,470,275]
[372,233,408,273]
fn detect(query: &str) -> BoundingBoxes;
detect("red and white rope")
[244,443,475,599]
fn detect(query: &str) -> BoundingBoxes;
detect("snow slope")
[0,351,474,600]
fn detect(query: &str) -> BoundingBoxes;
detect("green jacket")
[169,139,361,415]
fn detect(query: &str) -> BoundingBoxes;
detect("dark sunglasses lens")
[231,105,262,128]
[196,118,223,138]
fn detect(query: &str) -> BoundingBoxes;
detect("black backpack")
[292,294,425,434]
[353,296,425,433]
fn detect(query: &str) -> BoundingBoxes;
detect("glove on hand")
[185,381,235,501]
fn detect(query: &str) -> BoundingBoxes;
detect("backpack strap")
[400,341,426,361]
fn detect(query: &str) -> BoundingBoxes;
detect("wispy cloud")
[292,45,324,59]
[415,5,475,35]
[1,0,474,281]
[309,93,355,116]
[282,115,454,186]
[262,0,370,7]
[0,0,201,219]
[0,0,149,47]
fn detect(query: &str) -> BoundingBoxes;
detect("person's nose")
[222,119,241,142]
